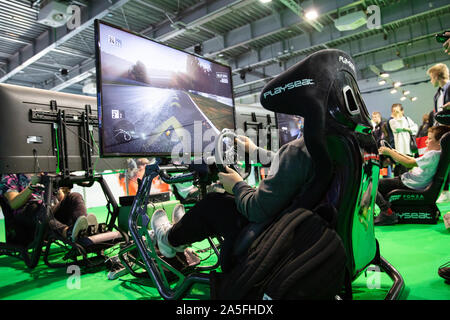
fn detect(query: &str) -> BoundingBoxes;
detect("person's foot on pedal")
[172,204,186,225]
[374,209,398,226]
[86,213,98,234]
[70,216,89,242]
[437,190,450,203]
[151,209,184,258]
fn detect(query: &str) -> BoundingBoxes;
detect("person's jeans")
[375,177,409,212]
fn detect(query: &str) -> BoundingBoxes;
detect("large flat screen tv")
[276,113,304,147]
[0,83,126,174]
[95,20,235,158]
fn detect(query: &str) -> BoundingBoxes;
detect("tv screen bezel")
[94,19,236,158]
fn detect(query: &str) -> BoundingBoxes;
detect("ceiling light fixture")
[380,72,389,78]
[393,81,401,88]
[390,89,397,94]
[305,9,319,20]
[378,80,386,85]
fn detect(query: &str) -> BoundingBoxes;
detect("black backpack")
[210,206,347,300]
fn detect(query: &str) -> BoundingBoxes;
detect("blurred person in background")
[427,63,450,125]
[388,104,418,176]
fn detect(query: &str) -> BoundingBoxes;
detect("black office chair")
[386,131,450,224]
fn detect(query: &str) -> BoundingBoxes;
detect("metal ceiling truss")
[0,0,448,100]
[232,0,450,99]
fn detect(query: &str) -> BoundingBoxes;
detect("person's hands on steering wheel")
[218,166,243,194]
[214,129,252,179]
[378,146,393,156]
[235,135,258,154]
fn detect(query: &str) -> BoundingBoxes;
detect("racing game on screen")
[276,113,304,146]
[96,21,235,157]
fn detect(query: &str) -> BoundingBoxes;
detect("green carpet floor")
[0,202,449,300]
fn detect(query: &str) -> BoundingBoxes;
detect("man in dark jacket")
[427,63,450,126]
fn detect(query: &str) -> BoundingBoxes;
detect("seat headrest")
[259,49,374,210]
[440,131,450,149]
[435,109,450,126]
[260,49,372,132]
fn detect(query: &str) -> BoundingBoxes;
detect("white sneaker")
[172,204,186,224]
[151,209,177,258]
[86,213,98,234]
[437,191,450,203]
[71,216,89,242]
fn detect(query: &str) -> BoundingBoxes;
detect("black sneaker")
[374,211,398,226]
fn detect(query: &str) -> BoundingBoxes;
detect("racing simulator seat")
[385,127,450,225]
[123,49,404,300]
[0,174,129,269]
[222,49,403,300]
[0,83,130,269]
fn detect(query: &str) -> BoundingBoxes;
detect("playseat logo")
[398,212,433,220]
[339,56,355,72]
[263,79,315,99]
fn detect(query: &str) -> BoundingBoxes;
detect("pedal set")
[78,223,108,239]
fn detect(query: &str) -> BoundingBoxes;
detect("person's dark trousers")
[393,164,408,177]
[376,176,409,212]
[168,192,249,271]
[168,192,249,247]
[49,192,87,236]
[12,201,42,245]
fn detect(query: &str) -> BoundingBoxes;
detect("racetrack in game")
[101,83,234,156]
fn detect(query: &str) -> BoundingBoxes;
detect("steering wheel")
[214,129,251,179]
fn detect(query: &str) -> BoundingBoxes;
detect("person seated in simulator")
[150,134,313,260]
[374,125,450,226]
[0,173,97,242]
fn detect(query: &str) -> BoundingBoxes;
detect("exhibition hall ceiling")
[0,0,449,100]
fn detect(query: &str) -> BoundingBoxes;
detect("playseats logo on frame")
[263,78,315,99]
[398,212,433,220]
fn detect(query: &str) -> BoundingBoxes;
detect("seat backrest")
[0,195,35,245]
[260,49,379,279]
[325,133,379,278]
[426,131,450,199]
[0,196,13,242]
[387,131,450,205]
